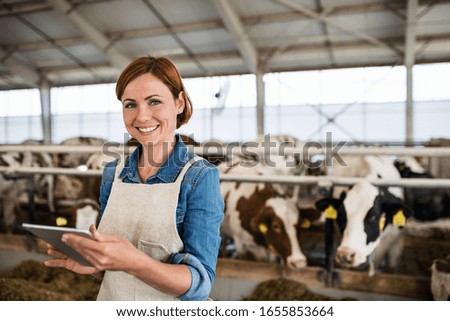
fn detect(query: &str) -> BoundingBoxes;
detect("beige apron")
[96,155,201,301]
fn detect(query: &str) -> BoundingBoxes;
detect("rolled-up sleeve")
[171,163,224,301]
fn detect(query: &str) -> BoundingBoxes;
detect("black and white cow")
[315,155,413,272]
[394,157,450,222]
[316,180,413,269]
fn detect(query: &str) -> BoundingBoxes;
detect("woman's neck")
[138,137,177,171]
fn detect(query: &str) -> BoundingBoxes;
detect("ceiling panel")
[0,0,449,89]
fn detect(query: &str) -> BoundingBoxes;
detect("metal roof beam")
[0,49,42,87]
[262,3,336,65]
[315,0,336,66]
[46,0,129,70]
[24,31,450,74]
[275,0,403,56]
[212,0,259,73]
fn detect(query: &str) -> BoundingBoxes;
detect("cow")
[394,157,450,222]
[252,134,325,210]
[53,136,106,203]
[314,155,413,274]
[0,139,55,232]
[218,161,310,269]
[315,180,413,271]
[54,136,107,168]
[0,137,108,232]
[33,135,114,229]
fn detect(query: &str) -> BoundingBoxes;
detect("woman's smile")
[136,125,160,133]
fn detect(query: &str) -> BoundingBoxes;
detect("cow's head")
[315,181,413,268]
[249,197,307,269]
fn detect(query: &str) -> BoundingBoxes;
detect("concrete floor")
[0,250,51,274]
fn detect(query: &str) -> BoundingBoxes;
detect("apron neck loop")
[174,156,203,184]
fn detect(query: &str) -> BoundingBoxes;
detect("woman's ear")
[176,91,185,114]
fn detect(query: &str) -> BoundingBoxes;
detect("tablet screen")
[22,223,93,267]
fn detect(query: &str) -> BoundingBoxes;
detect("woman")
[44,56,224,301]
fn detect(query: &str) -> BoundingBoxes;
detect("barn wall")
[1,100,449,144]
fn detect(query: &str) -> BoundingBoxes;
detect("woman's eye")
[124,103,136,109]
[149,99,161,106]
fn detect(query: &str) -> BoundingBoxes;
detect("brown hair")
[116,56,193,128]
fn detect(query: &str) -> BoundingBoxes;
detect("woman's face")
[121,73,184,150]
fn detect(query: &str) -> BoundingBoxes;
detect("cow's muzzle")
[286,256,307,269]
[335,246,357,267]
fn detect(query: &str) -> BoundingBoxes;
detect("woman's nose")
[135,106,152,123]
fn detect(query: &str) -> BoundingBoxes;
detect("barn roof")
[1,0,450,90]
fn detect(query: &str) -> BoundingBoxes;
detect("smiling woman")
[120,73,184,171]
[44,56,225,301]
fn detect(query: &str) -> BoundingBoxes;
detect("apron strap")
[113,154,203,183]
[174,156,204,185]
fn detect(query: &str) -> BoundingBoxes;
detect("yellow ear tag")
[56,217,68,226]
[301,219,311,229]
[393,210,406,227]
[325,205,337,220]
[379,215,386,231]
[258,223,268,234]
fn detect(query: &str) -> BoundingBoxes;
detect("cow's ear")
[314,198,342,221]
[380,196,414,228]
[298,208,322,229]
[250,212,269,234]
[315,198,342,211]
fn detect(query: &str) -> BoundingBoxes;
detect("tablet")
[22,223,94,267]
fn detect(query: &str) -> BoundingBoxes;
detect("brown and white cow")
[315,155,413,273]
[219,162,309,269]
[247,134,324,211]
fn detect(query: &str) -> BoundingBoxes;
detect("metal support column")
[40,80,52,144]
[256,65,265,140]
[405,0,418,145]
[406,66,413,145]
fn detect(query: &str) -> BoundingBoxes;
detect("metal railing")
[1,144,449,188]
[1,144,450,157]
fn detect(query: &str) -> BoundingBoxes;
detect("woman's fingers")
[89,224,121,242]
[44,258,69,268]
[46,243,67,259]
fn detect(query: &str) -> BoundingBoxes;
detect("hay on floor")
[0,260,101,300]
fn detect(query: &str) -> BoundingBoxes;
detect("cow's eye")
[272,222,282,232]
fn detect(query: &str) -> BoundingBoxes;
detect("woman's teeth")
[138,125,158,133]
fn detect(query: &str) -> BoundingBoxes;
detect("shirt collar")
[119,135,190,183]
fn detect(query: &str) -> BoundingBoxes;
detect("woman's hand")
[44,243,97,274]
[44,224,140,274]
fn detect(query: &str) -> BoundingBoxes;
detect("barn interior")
[1,0,450,302]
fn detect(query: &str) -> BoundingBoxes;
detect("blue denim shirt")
[99,135,224,301]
